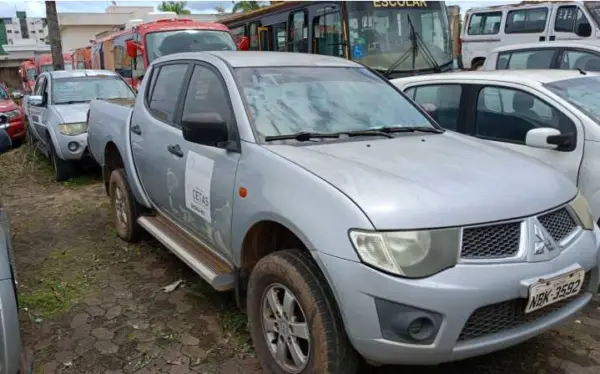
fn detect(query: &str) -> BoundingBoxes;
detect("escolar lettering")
[373,1,428,7]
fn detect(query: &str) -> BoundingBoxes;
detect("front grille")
[461,222,521,259]
[458,271,591,342]
[538,208,578,243]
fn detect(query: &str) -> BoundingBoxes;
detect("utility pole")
[45,1,64,70]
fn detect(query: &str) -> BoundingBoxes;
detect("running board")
[137,215,234,291]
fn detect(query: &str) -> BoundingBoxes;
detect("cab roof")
[155,51,361,68]
[393,69,600,87]
[490,42,600,54]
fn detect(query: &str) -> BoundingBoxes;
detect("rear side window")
[147,64,188,125]
[496,49,555,69]
[468,12,502,35]
[405,85,462,131]
[560,50,600,71]
[505,8,548,33]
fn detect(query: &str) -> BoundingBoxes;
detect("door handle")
[131,123,142,135]
[539,36,546,41]
[167,144,184,158]
[549,35,556,41]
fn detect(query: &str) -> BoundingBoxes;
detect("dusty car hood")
[52,103,89,124]
[266,132,577,230]
[0,100,18,112]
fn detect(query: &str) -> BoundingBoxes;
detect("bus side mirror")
[126,40,139,58]
[236,36,250,51]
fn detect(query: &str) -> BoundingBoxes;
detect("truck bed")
[87,98,134,167]
[104,98,136,108]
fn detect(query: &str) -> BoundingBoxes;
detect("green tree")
[158,1,191,15]
[45,1,64,70]
[231,1,269,13]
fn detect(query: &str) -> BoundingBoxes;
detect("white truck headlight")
[58,122,87,136]
[569,192,595,230]
[349,228,460,278]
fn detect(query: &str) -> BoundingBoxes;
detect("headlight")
[4,109,20,120]
[58,122,87,136]
[569,192,595,230]
[349,228,460,278]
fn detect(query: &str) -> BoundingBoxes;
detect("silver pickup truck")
[87,51,600,373]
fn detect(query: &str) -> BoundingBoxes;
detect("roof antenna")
[577,68,587,75]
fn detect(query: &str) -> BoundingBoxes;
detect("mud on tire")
[109,168,142,243]
[247,249,358,374]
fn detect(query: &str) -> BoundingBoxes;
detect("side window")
[404,87,416,100]
[33,76,45,96]
[147,64,188,125]
[505,8,548,34]
[467,12,502,35]
[182,65,235,146]
[475,86,574,144]
[410,85,462,131]
[560,50,600,71]
[289,10,308,52]
[313,12,343,57]
[274,24,287,51]
[499,49,555,69]
[555,6,591,36]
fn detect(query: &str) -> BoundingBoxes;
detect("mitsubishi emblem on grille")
[533,223,557,255]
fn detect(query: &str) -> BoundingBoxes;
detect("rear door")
[130,61,192,221]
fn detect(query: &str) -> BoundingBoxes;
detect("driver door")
[27,75,48,144]
[471,83,584,184]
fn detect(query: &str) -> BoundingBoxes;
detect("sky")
[0,0,522,18]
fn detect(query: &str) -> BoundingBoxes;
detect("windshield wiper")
[340,129,394,138]
[383,15,441,78]
[373,126,444,134]
[55,100,89,105]
[264,131,341,142]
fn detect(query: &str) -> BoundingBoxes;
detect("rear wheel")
[109,168,142,243]
[472,59,485,70]
[49,143,73,182]
[248,249,359,374]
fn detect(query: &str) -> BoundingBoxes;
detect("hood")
[266,132,577,230]
[0,100,18,112]
[53,103,89,124]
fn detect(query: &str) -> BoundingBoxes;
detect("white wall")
[60,25,114,52]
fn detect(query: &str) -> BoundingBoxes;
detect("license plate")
[525,269,585,314]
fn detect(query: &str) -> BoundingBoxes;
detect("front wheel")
[247,249,358,374]
[49,143,73,182]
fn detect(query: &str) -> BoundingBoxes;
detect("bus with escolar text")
[220,0,455,78]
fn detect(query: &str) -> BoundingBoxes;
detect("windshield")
[145,29,236,63]
[234,66,434,138]
[26,68,36,81]
[545,76,600,122]
[584,2,600,27]
[52,76,135,105]
[40,64,53,73]
[347,1,452,72]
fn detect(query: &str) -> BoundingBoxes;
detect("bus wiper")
[373,126,444,134]
[264,131,340,142]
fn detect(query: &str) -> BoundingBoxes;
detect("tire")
[247,249,359,374]
[49,142,73,182]
[109,168,142,243]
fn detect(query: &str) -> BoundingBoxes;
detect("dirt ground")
[1,144,600,374]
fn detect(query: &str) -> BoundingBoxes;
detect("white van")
[461,1,600,70]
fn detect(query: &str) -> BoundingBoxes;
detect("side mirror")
[126,40,138,58]
[525,128,574,150]
[576,23,592,38]
[28,95,43,107]
[0,128,12,155]
[236,36,250,51]
[11,91,22,100]
[182,112,229,147]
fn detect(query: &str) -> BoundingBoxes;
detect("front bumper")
[55,132,89,161]
[315,227,600,365]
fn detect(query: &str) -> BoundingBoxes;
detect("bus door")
[258,26,271,51]
[273,22,287,51]
[313,6,345,58]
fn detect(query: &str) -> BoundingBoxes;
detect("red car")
[0,83,25,144]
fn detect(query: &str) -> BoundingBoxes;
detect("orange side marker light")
[239,187,248,198]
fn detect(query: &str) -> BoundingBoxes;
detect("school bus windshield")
[347,1,452,72]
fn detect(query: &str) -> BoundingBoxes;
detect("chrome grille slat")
[538,208,578,244]
[461,222,521,259]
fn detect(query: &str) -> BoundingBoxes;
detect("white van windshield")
[545,76,600,122]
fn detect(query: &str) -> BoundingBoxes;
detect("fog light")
[68,142,79,152]
[375,298,442,345]
[406,316,435,341]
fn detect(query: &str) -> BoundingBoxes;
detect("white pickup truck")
[86,51,600,373]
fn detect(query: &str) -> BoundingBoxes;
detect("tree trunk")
[45,1,64,70]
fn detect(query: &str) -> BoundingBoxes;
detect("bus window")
[313,11,344,57]
[258,26,271,51]
[274,22,287,51]
[113,35,133,78]
[289,10,308,53]
[249,22,259,50]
